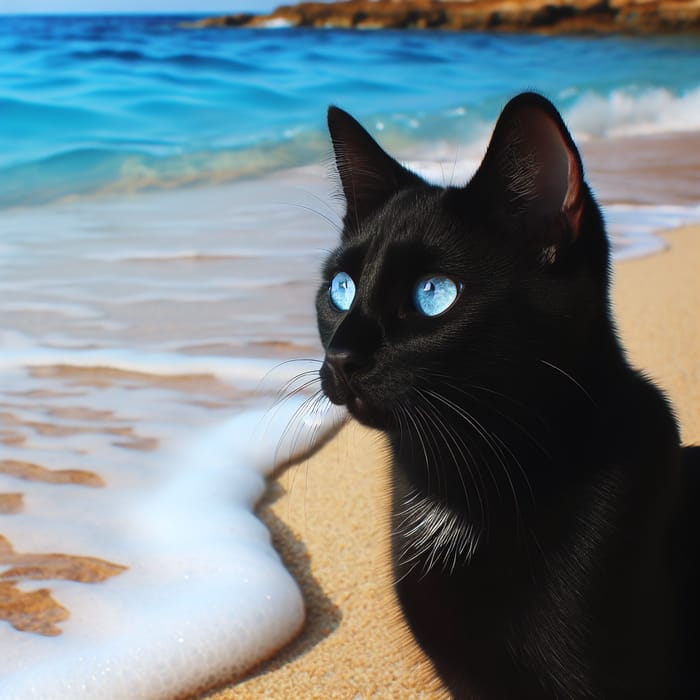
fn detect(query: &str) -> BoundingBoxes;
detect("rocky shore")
[189,0,700,34]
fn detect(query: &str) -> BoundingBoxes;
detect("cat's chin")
[345,395,390,430]
[324,389,389,429]
[319,364,390,428]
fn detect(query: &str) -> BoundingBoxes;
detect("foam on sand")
[0,367,344,699]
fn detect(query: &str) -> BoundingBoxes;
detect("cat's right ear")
[328,106,425,228]
[470,92,586,259]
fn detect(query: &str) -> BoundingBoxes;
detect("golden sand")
[0,535,127,637]
[0,430,26,447]
[0,581,69,637]
[0,494,24,515]
[0,535,127,584]
[30,365,243,399]
[613,226,700,445]
[206,225,700,699]
[0,459,105,487]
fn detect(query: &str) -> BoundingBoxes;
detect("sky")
[0,0,304,14]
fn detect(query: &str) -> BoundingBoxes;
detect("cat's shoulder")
[608,363,682,468]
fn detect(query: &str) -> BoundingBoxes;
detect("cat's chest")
[392,491,480,578]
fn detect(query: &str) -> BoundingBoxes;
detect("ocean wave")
[0,148,148,208]
[565,86,700,139]
[69,47,147,62]
[0,95,97,125]
[0,140,322,209]
[68,47,259,74]
[2,84,699,211]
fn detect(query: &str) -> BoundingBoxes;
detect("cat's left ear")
[328,106,425,228]
[472,92,585,258]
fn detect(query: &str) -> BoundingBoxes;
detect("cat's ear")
[473,92,585,257]
[328,106,425,227]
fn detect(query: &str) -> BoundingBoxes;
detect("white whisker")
[539,359,596,407]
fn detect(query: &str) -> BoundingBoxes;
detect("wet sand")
[208,224,700,699]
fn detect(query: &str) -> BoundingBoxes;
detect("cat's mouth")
[345,393,369,416]
[325,380,375,423]
[342,393,388,429]
[320,360,388,428]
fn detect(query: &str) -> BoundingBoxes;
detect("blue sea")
[1,15,700,209]
[0,14,699,699]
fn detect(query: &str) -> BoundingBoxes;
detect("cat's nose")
[325,349,369,386]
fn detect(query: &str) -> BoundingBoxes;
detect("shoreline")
[4,128,700,265]
[206,222,700,698]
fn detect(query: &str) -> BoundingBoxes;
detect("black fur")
[316,92,699,698]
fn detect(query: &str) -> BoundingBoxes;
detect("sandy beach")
[206,223,700,699]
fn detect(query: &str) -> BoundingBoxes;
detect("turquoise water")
[1,15,699,208]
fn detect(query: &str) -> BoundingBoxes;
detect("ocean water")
[0,14,699,698]
[1,15,700,209]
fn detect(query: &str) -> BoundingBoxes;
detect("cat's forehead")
[329,188,466,287]
[344,188,461,262]
[371,187,449,238]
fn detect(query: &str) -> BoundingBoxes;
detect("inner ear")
[474,92,585,246]
[328,106,425,229]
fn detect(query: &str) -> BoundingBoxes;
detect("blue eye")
[413,275,460,317]
[329,271,356,312]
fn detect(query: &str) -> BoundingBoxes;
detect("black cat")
[315,92,699,698]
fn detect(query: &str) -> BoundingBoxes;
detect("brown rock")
[192,0,700,33]
[184,13,255,28]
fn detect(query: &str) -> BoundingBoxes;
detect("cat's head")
[317,92,610,430]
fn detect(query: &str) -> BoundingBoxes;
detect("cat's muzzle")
[320,349,358,405]
[320,351,382,426]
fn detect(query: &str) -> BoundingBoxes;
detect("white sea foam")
[0,354,345,699]
[565,86,700,139]
[604,203,700,259]
[259,18,295,29]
